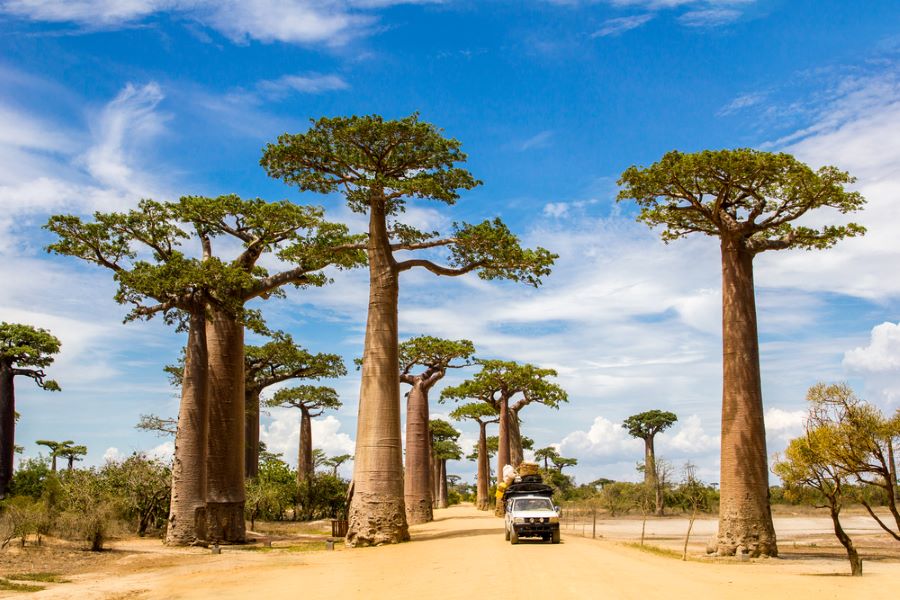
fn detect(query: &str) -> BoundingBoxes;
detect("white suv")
[504,495,561,544]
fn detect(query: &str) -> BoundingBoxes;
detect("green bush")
[9,457,51,500]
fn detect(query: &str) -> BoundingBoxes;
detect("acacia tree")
[324,454,352,478]
[430,419,462,509]
[399,336,474,524]
[774,424,863,576]
[262,114,555,545]
[623,410,678,516]
[618,149,865,556]
[46,196,362,544]
[806,383,900,540]
[450,402,499,510]
[0,323,61,497]
[441,360,566,486]
[35,438,71,473]
[266,386,342,485]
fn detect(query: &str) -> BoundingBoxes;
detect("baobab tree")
[534,446,559,471]
[36,438,71,473]
[266,385,342,484]
[59,443,87,471]
[618,149,865,556]
[623,410,677,516]
[450,402,499,510]
[442,360,566,485]
[399,336,475,524]
[262,114,555,546]
[324,454,352,478]
[508,382,566,467]
[0,322,61,497]
[46,196,362,544]
[430,419,462,510]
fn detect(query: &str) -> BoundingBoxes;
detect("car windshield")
[515,498,553,511]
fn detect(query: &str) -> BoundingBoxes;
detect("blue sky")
[2,0,899,485]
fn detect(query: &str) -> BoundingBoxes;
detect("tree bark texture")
[435,459,449,509]
[716,239,777,557]
[644,437,663,516]
[0,364,15,498]
[508,409,523,467]
[346,199,409,546]
[476,420,490,511]
[497,395,510,479]
[404,382,433,524]
[889,438,898,502]
[205,307,246,543]
[297,407,313,484]
[244,390,260,479]
[830,504,862,576]
[166,314,209,546]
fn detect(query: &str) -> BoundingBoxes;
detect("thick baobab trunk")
[476,421,490,511]
[245,389,260,479]
[830,504,862,576]
[644,437,663,516]
[716,239,777,557]
[0,363,15,498]
[497,395,510,478]
[428,428,436,508]
[404,382,433,524]
[297,407,313,484]
[346,200,409,546]
[166,313,209,546]
[205,307,246,543]
[435,459,448,509]
[508,409,523,467]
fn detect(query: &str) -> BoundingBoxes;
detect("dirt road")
[28,505,900,599]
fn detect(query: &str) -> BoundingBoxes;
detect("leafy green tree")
[618,149,865,557]
[245,453,296,528]
[442,360,566,484]
[102,453,171,536]
[0,323,61,496]
[429,419,461,509]
[262,114,555,545]
[266,386,341,485]
[35,439,73,473]
[623,410,678,516]
[534,446,560,471]
[9,456,52,500]
[323,454,352,478]
[46,196,362,545]
[450,402,498,510]
[805,383,900,541]
[60,444,87,471]
[774,424,862,575]
[399,336,475,524]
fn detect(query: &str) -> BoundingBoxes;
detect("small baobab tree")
[430,419,462,510]
[618,149,865,556]
[324,454,352,478]
[0,323,61,497]
[266,385,342,485]
[262,114,555,546]
[399,336,474,524]
[623,410,677,516]
[36,438,72,473]
[60,444,87,471]
[450,402,499,511]
[442,360,566,485]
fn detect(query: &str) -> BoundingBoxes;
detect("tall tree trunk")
[297,407,313,484]
[50,455,57,473]
[0,363,15,498]
[428,428,436,508]
[508,409,523,467]
[205,307,246,543]
[166,312,209,546]
[646,436,663,516]
[476,420,490,511]
[434,459,448,509]
[497,395,510,480]
[245,389,260,479]
[716,239,777,557]
[67,456,74,471]
[830,503,862,576]
[404,381,433,524]
[346,199,409,546]
[888,438,898,502]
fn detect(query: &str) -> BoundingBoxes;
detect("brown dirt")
[3,505,898,599]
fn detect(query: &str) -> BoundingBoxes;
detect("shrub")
[56,469,121,551]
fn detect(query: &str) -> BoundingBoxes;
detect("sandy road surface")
[28,505,900,600]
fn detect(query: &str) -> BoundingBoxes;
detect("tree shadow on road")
[412,528,501,542]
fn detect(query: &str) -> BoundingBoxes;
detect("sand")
[17,505,900,600]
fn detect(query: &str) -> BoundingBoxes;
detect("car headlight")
[549,516,559,523]
[514,517,525,524]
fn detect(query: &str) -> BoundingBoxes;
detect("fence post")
[592,507,596,539]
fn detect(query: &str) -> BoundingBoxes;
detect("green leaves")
[617,148,866,253]
[449,219,556,287]
[399,336,475,375]
[0,323,61,370]
[441,359,567,411]
[261,114,481,215]
[449,402,499,423]
[266,385,342,412]
[623,410,678,440]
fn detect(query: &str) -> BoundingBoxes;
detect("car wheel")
[551,529,560,544]
[510,529,519,545]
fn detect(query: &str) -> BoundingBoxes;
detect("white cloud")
[518,130,554,151]
[591,13,654,37]
[717,92,768,116]
[663,414,716,453]
[103,446,123,462]
[559,416,642,459]
[843,322,900,373]
[543,202,570,218]
[678,8,741,27]
[261,411,355,474]
[0,0,441,46]
[256,73,349,99]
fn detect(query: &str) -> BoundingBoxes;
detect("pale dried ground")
[3,504,899,600]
